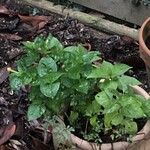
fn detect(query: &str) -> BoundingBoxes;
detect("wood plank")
[71,0,150,25]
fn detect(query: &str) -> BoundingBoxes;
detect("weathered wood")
[71,0,150,26]
[23,0,138,40]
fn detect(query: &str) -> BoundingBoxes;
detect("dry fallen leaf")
[0,123,16,146]
[0,5,10,15]
[0,33,22,41]
[18,15,50,30]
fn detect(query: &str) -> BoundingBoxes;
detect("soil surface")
[0,0,149,150]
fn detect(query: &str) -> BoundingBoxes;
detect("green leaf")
[142,100,150,117]
[40,82,60,98]
[104,112,118,129]
[118,75,141,92]
[40,72,62,84]
[104,103,120,114]
[124,120,137,134]
[75,80,90,94]
[100,80,118,91]
[85,100,101,117]
[27,104,46,121]
[37,57,57,77]
[90,115,98,127]
[95,91,112,108]
[111,113,123,126]
[66,65,81,79]
[23,41,35,50]
[69,111,79,124]
[63,45,85,56]
[45,35,63,50]
[123,98,145,118]
[111,63,132,78]
[88,61,113,79]
[10,74,22,90]
[82,51,100,64]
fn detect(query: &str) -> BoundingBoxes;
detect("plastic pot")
[139,17,150,85]
[70,86,150,150]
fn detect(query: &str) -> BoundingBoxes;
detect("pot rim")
[71,85,150,150]
[139,17,150,54]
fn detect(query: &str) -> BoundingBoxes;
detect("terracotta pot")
[70,86,150,150]
[139,17,150,85]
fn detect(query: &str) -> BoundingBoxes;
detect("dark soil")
[0,0,149,149]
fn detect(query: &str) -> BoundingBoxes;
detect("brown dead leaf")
[18,15,50,30]
[0,33,22,41]
[0,67,9,84]
[0,5,10,15]
[0,123,16,146]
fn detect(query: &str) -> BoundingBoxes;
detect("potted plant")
[8,35,150,150]
[139,17,150,85]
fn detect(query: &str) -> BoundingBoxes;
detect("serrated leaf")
[88,61,113,79]
[40,82,60,98]
[27,104,46,121]
[95,91,112,108]
[124,121,137,134]
[37,57,57,77]
[111,63,132,77]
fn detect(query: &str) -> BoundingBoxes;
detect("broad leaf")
[118,75,141,92]
[40,82,60,98]
[95,91,112,108]
[75,80,90,94]
[111,63,131,78]
[142,100,150,118]
[45,36,63,50]
[100,80,118,91]
[90,115,98,128]
[111,113,123,126]
[85,100,101,117]
[40,72,62,84]
[69,111,79,124]
[104,103,120,114]
[10,74,22,90]
[27,104,46,121]
[124,120,137,134]
[88,61,113,79]
[37,57,57,77]
[104,112,118,129]
[123,99,145,118]
[83,51,100,64]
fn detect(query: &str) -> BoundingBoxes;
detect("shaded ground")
[0,0,149,150]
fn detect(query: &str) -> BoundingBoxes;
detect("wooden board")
[71,0,150,25]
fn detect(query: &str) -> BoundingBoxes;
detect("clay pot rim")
[139,17,150,54]
[71,85,150,150]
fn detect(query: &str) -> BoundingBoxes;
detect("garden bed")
[0,1,149,150]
